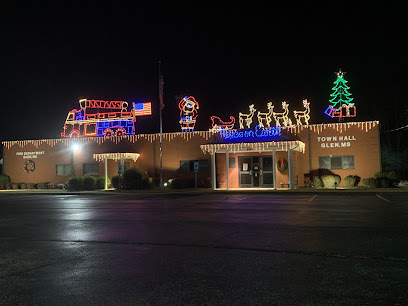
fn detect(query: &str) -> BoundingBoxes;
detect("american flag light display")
[133,102,152,116]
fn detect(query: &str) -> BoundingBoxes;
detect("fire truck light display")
[61,99,152,138]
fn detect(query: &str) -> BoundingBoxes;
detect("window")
[179,159,209,172]
[83,163,99,175]
[56,164,72,176]
[319,155,354,170]
[229,157,236,168]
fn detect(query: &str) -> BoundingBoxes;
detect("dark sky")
[1,2,406,140]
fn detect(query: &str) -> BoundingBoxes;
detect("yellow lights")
[293,99,311,126]
[200,141,306,155]
[239,104,256,129]
[1,121,380,150]
[257,102,274,128]
[272,101,292,127]
[93,153,140,162]
[2,131,218,149]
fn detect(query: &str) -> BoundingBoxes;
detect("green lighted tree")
[329,69,354,109]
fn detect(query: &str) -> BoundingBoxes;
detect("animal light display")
[239,104,256,129]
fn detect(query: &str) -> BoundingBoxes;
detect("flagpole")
[159,61,163,187]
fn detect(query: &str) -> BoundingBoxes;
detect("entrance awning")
[200,140,305,154]
[92,152,140,190]
[93,152,140,162]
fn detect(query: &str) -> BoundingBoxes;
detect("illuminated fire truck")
[61,99,151,138]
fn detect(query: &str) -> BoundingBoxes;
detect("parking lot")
[1,192,408,304]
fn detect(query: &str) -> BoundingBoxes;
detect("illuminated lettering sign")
[16,151,45,159]
[220,125,281,141]
[317,135,357,148]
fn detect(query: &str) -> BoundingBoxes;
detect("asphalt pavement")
[1,192,408,305]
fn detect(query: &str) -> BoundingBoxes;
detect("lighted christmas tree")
[324,69,356,118]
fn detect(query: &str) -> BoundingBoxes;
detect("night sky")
[1,2,406,141]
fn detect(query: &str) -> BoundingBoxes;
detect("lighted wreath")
[277,158,288,173]
[24,160,35,173]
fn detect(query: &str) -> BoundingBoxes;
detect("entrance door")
[238,156,253,188]
[260,156,274,188]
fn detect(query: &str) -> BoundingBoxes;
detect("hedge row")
[0,182,65,190]
[362,172,399,188]
[66,176,111,191]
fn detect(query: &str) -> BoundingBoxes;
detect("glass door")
[260,156,274,188]
[238,156,253,188]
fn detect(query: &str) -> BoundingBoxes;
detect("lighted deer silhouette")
[293,99,311,125]
[257,102,274,128]
[239,104,256,129]
[273,101,292,127]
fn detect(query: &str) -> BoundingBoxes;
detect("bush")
[11,183,19,189]
[111,175,121,189]
[56,183,65,189]
[82,176,96,190]
[198,177,212,188]
[305,169,340,188]
[344,175,356,187]
[312,176,323,188]
[122,168,142,190]
[67,176,83,191]
[373,171,399,188]
[171,178,195,189]
[95,176,111,189]
[20,183,27,189]
[47,183,55,189]
[321,175,338,188]
[36,183,45,189]
[26,183,33,189]
[0,175,10,185]
[362,178,376,188]
[140,177,154,189]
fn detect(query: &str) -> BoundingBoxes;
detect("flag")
[133,102,152,116]
[159,73,164,110]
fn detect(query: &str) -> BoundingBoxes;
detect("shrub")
[111,175,121,189]
[0,175,10,185]
[140,177,153,189]
[345,175,356,187]
[171,178,195,189]
[56,183,65,189]
[122,168,142,190]
[36,183,45,189]
[67,176,83,191]
[20,183,27,189]
[373,171,399,188]
[198,177,212,188]
[386,171,399,187]
[26,183,33,189]
[305,169,340,188]
[82,176,96,190]
[321,175,337,188]
[95,176,111,189]
[362,178,376,188]
[47,183,55,189]
[11,183,19,189]
[5,183,11,190]
[312,176,323,188]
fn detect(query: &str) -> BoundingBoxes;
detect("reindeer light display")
[293,99,311,125]
[272,101,292,127]
[239,104,256,129]
[257,102,274,128]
